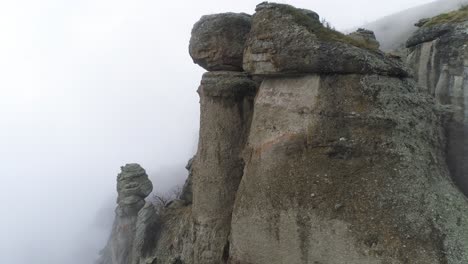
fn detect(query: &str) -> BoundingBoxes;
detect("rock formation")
[360,0,467,51]
[406,10,468,196]
[97,164,155,264]
[348,28,381,50]
[98,2,468,264]
[189,13,251,71]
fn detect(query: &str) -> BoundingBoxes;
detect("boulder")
[348,28,380,50]
[189,13,251,71]
[243,3,408,77]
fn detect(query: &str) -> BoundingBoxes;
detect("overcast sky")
[0,0,444,263]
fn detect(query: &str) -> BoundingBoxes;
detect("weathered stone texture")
[98,3,468,264]
[229,74,468,264]
[191,71,258,264]
[97,164,154,264]
[243,3,408,77]
[348,28,381,50]
[406,21,468,196]
[189,13,251,71]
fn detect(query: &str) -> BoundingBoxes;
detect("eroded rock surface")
[348,28,381,50]
[243,3,408,76]
[230,74,468,264]
[406,20,468,196]
[99,2,468,264]
[189,13,251,71]
[97,164,154,264]
[191,71,258,264]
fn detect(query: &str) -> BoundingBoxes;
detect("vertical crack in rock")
[407,20,468,196]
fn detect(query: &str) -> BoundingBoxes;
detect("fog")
[362,0,468,50]
[0,0,449,263]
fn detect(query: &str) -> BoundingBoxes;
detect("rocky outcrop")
[230,74,468,264]
[359,0,466,51]
[179,157,194,205]
[97,164,154,264]
[348,28,380,50]
[406,20,468,196]
[243,3,408,77]
[189,13,251,71]
[99,2,468,264]
[227,4,468,263]
[191,71,258,264]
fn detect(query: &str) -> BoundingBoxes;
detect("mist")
[362,0,468,50]
[0,0,447,263]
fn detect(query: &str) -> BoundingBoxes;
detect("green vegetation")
[276,4,379,51]
[423,5,468,27]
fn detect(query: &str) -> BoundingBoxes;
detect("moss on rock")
[424,5,468,27]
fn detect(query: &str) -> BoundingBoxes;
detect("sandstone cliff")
[98,3,468,264]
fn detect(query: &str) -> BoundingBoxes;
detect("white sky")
[0,0,439,263]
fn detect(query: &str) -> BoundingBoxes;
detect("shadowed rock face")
[406,21,468,196]
[189,13,251,71]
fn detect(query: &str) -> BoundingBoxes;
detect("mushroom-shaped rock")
[189,13,251,71]
[243,3,408,77]
[117,163,153,216]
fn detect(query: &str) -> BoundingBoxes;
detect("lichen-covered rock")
[406,21,468,196]
[189,13,251,71]
[243,3,408,77]
[348,28,380,50]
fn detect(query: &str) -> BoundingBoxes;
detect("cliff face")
[98,3,468,264]
[406,15,468,196]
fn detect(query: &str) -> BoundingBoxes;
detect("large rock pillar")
[189,12,259,264]
[191,72,257,264]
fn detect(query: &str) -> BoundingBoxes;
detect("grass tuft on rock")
[423,5,468,27]
[276,4,379,51]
